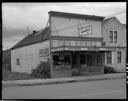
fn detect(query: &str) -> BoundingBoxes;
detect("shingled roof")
[11,27,50,50]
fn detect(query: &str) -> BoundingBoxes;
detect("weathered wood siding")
[51,16,102,38]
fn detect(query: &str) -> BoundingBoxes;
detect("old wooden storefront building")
[11,11,126,78]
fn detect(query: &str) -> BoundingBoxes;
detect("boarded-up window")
[106,52,112,64]
[117,52,121,63]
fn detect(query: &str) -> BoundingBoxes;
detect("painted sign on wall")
[79,25,92,36]
[39,48,49,57]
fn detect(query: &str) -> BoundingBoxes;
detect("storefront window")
[80,55,86,65]
[53,55,70,66]
[96,54,102,66]
[53,55,64,66]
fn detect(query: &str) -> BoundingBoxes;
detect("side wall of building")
[11,40,50,73]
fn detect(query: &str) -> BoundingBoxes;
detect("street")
[2,78,126,99]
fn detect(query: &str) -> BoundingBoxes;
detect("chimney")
[33,30,37,34]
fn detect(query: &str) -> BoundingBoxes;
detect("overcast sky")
[2,2,126,50]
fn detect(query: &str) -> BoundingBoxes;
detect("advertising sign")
[39,48,49,57]
[79,25,92,36]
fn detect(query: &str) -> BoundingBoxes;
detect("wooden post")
[49,13,54,78]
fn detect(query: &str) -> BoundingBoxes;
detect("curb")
[2,74,126,87]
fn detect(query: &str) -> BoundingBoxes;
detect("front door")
[72,53,79,76]
[86,54,93,67]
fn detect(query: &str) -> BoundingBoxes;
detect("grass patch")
[2,69,32,81]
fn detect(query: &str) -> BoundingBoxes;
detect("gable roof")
[11,27,50,50]
[103,17,125,29]
[103,17,114,26]
[49,11,105,20]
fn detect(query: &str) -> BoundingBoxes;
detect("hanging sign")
[79,25,92,36]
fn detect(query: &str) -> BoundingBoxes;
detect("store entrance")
[72,52,79,76]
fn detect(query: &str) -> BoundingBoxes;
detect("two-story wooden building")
[11,11,126,78]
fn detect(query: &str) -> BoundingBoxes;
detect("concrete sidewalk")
[2,73,126,87]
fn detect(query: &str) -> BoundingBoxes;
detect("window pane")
[107,52,112,64]
[114,31,117,43]
[109,31,113,43]
[117,52,121,63]
[59,40,65,46]
[80,55,86,64]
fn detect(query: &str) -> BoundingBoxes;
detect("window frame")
[16,58,20,65]
[109,30,118,43]
[106,52,112,64]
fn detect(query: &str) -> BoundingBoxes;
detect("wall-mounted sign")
[39,48,49,57]
[79,25,92,36]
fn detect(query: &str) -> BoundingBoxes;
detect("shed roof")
[11,27,50,50]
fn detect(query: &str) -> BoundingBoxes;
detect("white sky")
[2,2,126,50]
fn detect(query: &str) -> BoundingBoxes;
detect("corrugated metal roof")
[11,27,50,50]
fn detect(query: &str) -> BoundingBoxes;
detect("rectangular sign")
[39,48,49,57]
[79,26,92,36]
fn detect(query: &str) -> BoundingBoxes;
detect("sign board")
[39,48,49,57]
[79,26,92,36]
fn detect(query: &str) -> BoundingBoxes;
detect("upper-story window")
[109,30,117,43]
